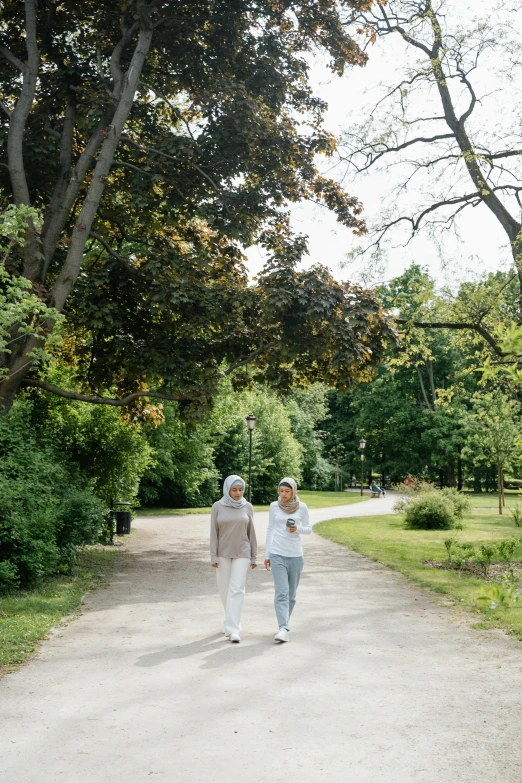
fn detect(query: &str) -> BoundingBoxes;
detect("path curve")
[1,496,522,782]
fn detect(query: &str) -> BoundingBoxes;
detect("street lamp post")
[359,438,366,496]
[245,414,256,503]
[379,451,384,489]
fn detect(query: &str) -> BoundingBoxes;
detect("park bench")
[370,489,381,498]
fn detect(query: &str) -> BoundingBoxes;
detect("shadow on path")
[135,633,275,670]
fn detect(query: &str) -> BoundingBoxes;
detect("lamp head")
[246,413,256,431]
[359,438,366,450]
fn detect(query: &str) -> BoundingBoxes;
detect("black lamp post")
[379,451,384,489]
[246,414,256,503]
[359,438,366,496]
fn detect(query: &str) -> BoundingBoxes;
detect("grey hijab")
[219,475,247,508]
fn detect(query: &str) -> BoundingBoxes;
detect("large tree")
[0,0,396,413]
[342,0,522,355]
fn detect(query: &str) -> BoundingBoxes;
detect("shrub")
[510,505,522,527]
[440,487,471,518]
[496,538,519,561]
[55,488,106,550]
[452,542,476,570]
[404,493,456,530]
[477,583,520,611]
[475,544,496,577]
[0,402,107,593]
[393,478,436,499]
[0,561,20,592]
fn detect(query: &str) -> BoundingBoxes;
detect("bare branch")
[485,150,522,161]
[344,132,455,172]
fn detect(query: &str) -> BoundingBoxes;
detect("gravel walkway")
[1,495,522,782]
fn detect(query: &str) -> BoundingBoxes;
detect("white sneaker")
[274,628,289,643]
[230,633,241,643]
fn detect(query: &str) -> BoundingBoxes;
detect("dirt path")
[1,497,522,782]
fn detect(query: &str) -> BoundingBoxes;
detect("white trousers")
[216,557,250,635]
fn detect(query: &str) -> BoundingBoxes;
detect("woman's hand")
[212,563,219,568]
[288,524,297,533]
[251,563,257,569]
[264,559,271,571]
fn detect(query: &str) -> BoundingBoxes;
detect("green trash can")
[114,501,132,535]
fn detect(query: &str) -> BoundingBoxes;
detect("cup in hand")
[286,518,296,530]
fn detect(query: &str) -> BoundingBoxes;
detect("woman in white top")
[264,477,311,643]
[210,475,257,643]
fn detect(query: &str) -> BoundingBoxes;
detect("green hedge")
[0,403,107,592]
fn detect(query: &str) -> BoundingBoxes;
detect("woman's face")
[278,485,293,502]
[229,484,244,501]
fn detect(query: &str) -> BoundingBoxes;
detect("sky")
[245,0,521,292]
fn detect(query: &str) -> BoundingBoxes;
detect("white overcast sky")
[245,0,522,291]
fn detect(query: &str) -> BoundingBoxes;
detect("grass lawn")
[137,489,369,516]
[0,546,120,675]
[315,509,522,641]
[465,491,522,510]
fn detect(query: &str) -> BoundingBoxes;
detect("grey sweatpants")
[270,554,304,631]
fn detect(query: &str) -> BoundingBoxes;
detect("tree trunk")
[0,7,153,414]
[426,360,437,405]
[457,448,463,491]
[416,366,432,410]
[498,462,503,515]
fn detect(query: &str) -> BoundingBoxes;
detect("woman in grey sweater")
[210,475,257,643]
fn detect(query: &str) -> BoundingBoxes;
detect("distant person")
[210,475,257,643]
[264,477,312,643]
[370,480,385,497]
[405,474,413,487]
[351,474,357,488]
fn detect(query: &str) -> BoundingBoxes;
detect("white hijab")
[219,475,247,508]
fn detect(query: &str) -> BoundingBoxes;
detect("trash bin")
[114,501,132,535]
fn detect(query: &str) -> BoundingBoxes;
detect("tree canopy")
[0,0,396,413]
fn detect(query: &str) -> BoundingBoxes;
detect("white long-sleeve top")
[265,501,312,559]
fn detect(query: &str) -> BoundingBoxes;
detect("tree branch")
[0,99,12,118]
[395,318,503,355]
[6,0,39,206]
[50,5,154,312]
[343,132,454,173]
[223,342,277,375]
[416,366,432,410]
[0,44,25,72]
[21,378,187,406]
[88,231,144,279]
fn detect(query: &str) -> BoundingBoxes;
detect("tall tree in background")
[465,390,521,514]
[0,0,398,414]
[344,0,522,355]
